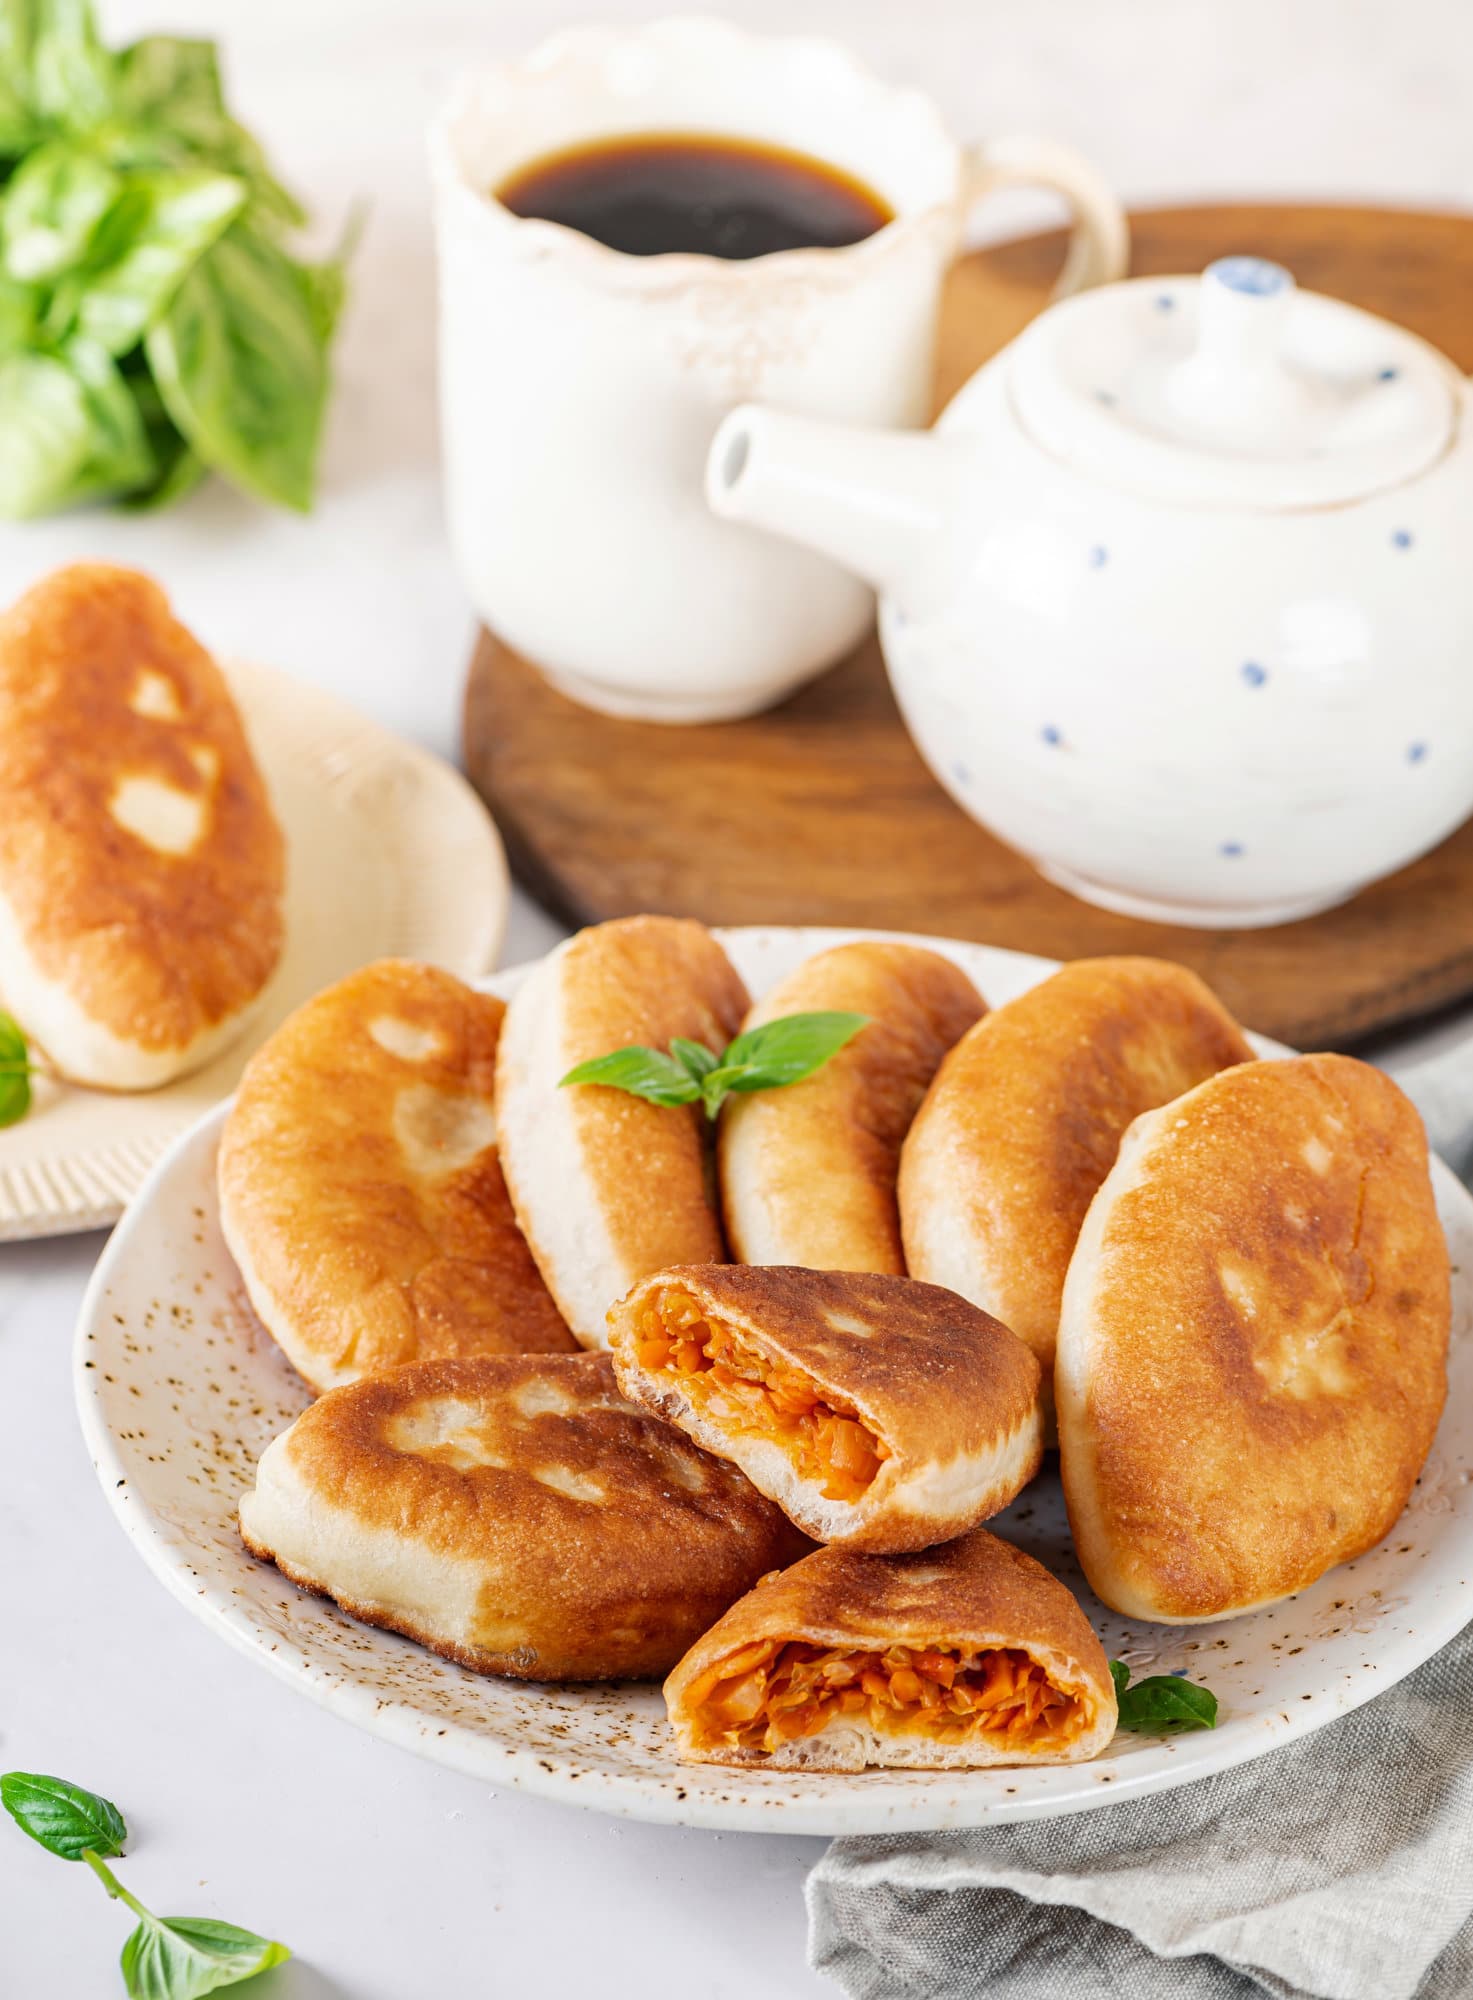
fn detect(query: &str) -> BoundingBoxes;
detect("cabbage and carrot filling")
[635,1288,890,1502]
[687,1639,1087,1754]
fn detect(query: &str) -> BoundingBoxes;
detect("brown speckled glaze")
[74,930,1473,1833]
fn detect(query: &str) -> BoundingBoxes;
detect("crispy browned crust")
[243,1351,809,1681]
[719,942,985,1272]
[219,959,575,1391]
[1058,1054,1451,1621]
[495,916,751,1343]
[899,957,1253,1376]
[609,1265,1042,1549]
[0,564,284,1052]
[238,1536,559,1680]
[664,1528,1115,1766]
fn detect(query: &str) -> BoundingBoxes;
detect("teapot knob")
[1199,256,1295,362]
[1166,256,1307,440]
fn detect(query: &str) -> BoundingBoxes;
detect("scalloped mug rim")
[428,15,965,294]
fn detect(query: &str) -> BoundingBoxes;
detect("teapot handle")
[963,135,1129,297]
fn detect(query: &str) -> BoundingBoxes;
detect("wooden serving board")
[464,204,1473,1049]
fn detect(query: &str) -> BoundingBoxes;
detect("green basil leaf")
[0,270,38,347]
[696,1064,741,1118]
[295,202,363,344]
[0,334,153,514]
[121,1913,289,1999]
[297,253,346,344]
[212,128,306,236]
[0,1065,31,1127]
[1115,1672,1218,1733]
[120,434,203,510]
[28,0,116,131]
[107,35,306,232]
[60,332,155,494]
[0,3,42,156]
[145,220,327,511]
[1109,1658,1131,1700]
[113,35,224,134]
[109,354,196,506]
[72,166,244,353]
[669,1037,720,1082]
[0,345,92,513]
[559,1045,703,1106]
[2,138,118,280]
[1,1771,127,1860]
[716,1011,870,1091]
[566,1012,873,1122]
[0,1011,27,1067]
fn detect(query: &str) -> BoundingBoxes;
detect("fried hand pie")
[1057,1054,1450,1622]
[900,956,1252,1402]
[664,1528,1117,1770]
[720,941,985,1273]
[219,959,575,1392]
[239,1351,808,1681]
[610,1265,1042,1552]
[495,916,750,1347]
[0,564,284,1087]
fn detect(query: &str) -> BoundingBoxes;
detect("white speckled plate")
[75,929,1473,1832]
[0,661,507,1242]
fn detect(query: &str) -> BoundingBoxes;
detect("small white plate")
[75,928,1473,1833]
[0,661,507,1241]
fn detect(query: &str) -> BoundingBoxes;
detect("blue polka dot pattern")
[1241,662,1267,688]
[1408,742,1428,764]
[1220,841,1244,858]
[1089,545,1108,568]
[1041,726,1063,748]
[1379,367,1400,382]
[952,760,971,787]
[1393,530,1414,549]
[1155,294,1175,311]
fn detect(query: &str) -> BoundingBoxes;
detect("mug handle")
[963,135,1129,296]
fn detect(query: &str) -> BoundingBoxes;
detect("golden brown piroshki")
[219,959,575,1393]
[0,563,284,1087]
[719,941,985,1273]
[239,1351,809,1681]
[664,1527,1118,1770]
[609,1264,1042,1552]
[1057,1053,1451,1621]
[494,916,750,1347]
[900,956,1254,1405]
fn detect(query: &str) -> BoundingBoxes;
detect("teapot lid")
[1008,257,1459,508]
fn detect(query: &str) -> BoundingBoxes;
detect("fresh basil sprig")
[1109,1660,1219,1733]
[2,1770,289,1997]
[0,1008,36,1127]
[0,0,352,516]
[560,1010,870,1122]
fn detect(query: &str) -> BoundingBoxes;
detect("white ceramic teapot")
[706,257,1473,927]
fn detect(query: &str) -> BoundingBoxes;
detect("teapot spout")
[706,405,962,599]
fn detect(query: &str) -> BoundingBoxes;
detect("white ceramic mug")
[431,17,1128,723]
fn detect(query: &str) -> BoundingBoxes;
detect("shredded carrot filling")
[635,1289,890,1502]
[687,1639,1086,1754]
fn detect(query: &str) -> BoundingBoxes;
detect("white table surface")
[4,2,1472,1994]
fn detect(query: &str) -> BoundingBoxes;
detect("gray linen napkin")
[808,1023,1473,2000]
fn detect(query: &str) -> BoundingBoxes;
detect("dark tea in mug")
[495,131,895,259]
